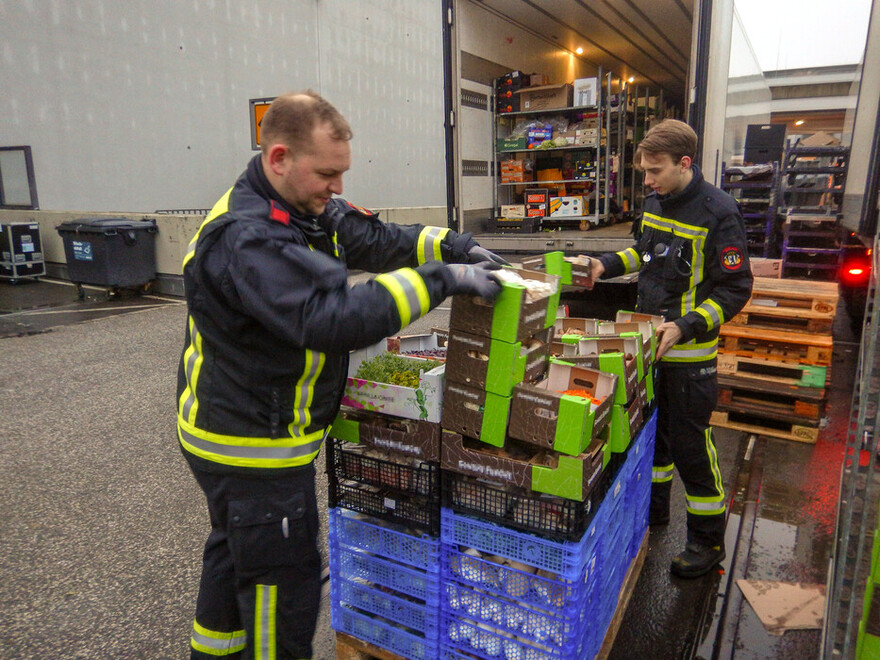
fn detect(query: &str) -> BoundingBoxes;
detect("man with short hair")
[177,90,505,658]
[591,119,753,578]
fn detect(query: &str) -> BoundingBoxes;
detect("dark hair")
[634,119,697,166]
[260,90,352,155]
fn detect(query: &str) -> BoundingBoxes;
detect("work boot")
[670,543,725,578]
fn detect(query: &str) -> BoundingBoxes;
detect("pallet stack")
[711,276,838,443]
[328,261,660,660]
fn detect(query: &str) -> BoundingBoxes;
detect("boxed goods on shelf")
[330,407,442,461]
[326,438,441,534]
[444,327,553,397]
[342,343,445,422]
[508,361,616,456]
[497,136,528,151]
[524,189,550,218]
[516,83,574,111]
[500,159,532,183]
[441,431,605,502]
[441,382,512,448]
[549,196,584,217]
[500,204,526,218]
[449,267,560,344]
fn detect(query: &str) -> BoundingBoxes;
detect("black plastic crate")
[327,438,441,535]
[441,468,615,542]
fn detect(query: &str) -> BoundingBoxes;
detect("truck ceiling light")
[795,120,805,126]
[575,47,584,54]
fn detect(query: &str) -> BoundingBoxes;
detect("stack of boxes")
[328,336,447,657]
[327,259,660,659]
[712,277,838,444]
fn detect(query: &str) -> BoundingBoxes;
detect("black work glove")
[467,245,511,266]
[446,262,503,302]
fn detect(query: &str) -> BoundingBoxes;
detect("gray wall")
[0,0,447,213]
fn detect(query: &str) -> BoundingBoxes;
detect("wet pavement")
[0,276,859,658]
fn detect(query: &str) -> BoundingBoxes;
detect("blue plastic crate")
[440,508,604,579]
[332,604,438,660]
[331,545,440,602]
[333,576,439,636]
[329,508,440,571]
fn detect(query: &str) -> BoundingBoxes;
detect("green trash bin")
[56,218,157,290]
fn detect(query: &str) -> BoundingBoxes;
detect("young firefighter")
[590,119,753,578]
[177,90,505,658]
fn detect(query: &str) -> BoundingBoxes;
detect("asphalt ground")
[0,276,857,659]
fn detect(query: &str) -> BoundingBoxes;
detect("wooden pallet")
[717,353,827,387]
[711,410,820,444]
[718,325,833,366]
[731,277,839,334]
[597,531,649,660]
[717,374,825,421]
[336,632,406,660]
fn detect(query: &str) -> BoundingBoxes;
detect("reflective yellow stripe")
[177,418,326,468]
[183,188,233,268]
[417,226,451,264]
[643,213,708,318]
[695,299,725,331]
[641,213,709,239]
[375,268,430,327]
[706,426,725,501]
[255,584,277,660]
[179,315,205,425]
[652,463,675,483]
[617,247,641,273]
[332,231,340,258]
[289,350,325,437]
[191,620,247,656]
[662,338,718,362]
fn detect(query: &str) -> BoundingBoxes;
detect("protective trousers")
[186,459,321,660]
[651,364,726,547]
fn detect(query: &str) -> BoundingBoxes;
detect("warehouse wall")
[0,0,447,213]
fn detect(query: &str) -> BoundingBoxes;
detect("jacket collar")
[655,164,703,209]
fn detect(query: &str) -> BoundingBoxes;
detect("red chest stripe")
[270,201,290,225]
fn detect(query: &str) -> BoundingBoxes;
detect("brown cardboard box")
[749,257,783,278]
[507,362,616,456]
[329,407,441,461]
[441,382,511,448]
[440,430,605,501]
[516,83,574,111]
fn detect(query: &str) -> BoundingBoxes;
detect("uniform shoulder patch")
[346,201,374,216]
[720,246,744,271]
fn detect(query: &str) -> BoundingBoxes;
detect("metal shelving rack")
[719,162,779,258]
[778,144,849,279]
[823,236,880,657]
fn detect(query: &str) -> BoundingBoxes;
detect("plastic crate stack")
[327,334,448,658]
[712,276,838,444]
[439,414,656,660]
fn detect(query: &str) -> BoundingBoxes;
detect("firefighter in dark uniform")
[591,119,753,578]
[177,91,505,659]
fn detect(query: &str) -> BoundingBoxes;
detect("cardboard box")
[549,196,585,217]
[524,188,550,217]
[528,73,550,87]
[573,335,641,404]
[637,375,649,413]
[516,83,573,111]
[750,257,783,278]
[519,252,593,288]
[508,361,616,456]
[449,267,560,343]
[329,407,441,461]
[500,160,533,183]
[527,124,553,147]
[800,131,840,147]
[599,320,655,365]
[573,77,598,107]
[501,171,533,184]
[500,204,526,218]
[342,342,445,422]
[603,394,644,453]
[444,327,552,396]
[386,332,446,360]
[614,311,662,361]
[441,382,511,448]
[554,316,602,339]
[441,430,605,502]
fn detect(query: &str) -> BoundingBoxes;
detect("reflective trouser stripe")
[255,584,277,660]
[616,247,641,273]
[663,338,718,362]
[687,428,725,516]
[652,463,675,483]
[417,226,451,264]
[191,620,247,656]
[178,419,326,469]
[695,299,724,331]
[375,268,430,327]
